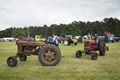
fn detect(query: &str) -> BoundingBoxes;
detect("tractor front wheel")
[7,56,17,67]
[75,50,82,58]
[91,52,98,60]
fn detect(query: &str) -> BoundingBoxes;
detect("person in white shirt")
[52,33,58,46]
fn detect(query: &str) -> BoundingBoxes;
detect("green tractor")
[63,35,77,46]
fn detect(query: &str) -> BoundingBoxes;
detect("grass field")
[0,42,120,80]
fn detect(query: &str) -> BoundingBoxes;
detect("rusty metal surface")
[41,48,57,64]
[18,41,46,46]
[17,41,46,54]
[26,33,30,41]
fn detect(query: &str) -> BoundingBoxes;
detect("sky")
[0,0,120,30]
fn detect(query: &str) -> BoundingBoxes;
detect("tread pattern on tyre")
[99,41,106,56]
[38,44,61,66]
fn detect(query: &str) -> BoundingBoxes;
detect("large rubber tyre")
[38,44,61,66]
[99,41,106,56]
[19,55,27,61]
[7,56,17,67]
[64,40,68,45]
[91,52,98,60]
[75,50,82,58]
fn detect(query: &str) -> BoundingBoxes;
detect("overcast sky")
[0,0,120,30]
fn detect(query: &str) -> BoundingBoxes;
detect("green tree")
[12,28,26,38]
[5,27,15,37]
[61,24,81,37]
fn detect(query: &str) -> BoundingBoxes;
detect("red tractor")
[75,39,109,60]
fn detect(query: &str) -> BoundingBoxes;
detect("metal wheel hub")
[20,55,25,59]
[94,54,97,59]
[77,52,81,57]
[44,49,55,61]
[9,59,14,65]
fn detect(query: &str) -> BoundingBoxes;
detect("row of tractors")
[7,33,109,67]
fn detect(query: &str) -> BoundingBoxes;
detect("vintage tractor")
[7,33,61,67]
[103,34,115,43]
[75,39,109,60]
[63,35,77,46]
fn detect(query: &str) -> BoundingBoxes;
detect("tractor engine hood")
[84,40,96,44]
[17,41,46,46]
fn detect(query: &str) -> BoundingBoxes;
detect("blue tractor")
[104,34,115,43]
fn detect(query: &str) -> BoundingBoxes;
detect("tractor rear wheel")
[91,52,98,60]
[19,54,27,61]
[7,56,17,67]
[75,50,82,58]
[38,44,61,66]
[99,41,106,56]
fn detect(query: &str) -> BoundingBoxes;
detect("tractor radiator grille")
[84,42,90,49]
[84,42,89,46]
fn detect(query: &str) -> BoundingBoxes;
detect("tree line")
[0,17,120,38]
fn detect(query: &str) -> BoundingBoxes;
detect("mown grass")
[0,42,120,80]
